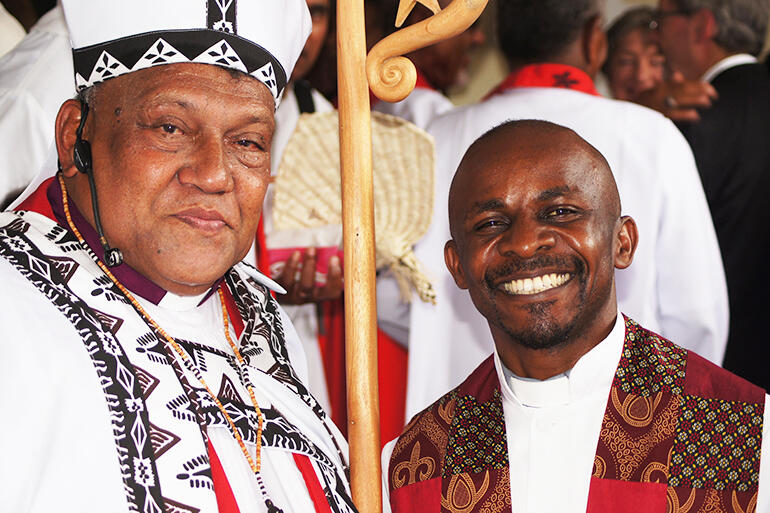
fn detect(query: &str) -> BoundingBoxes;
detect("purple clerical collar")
[47,177,222,306]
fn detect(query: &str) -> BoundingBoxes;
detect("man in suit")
[654,0,770,390]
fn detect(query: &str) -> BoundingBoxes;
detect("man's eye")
[236,139,264,151]
[160,123,181,135]
[474,218,507,231]
[545,207,577,218]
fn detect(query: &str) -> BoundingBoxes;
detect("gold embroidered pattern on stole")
[441,472,490,513]
[393,441,437,488]
[731,490,758,513]
[612,388,665,428]
[667,487,697,513]
[600,391,679,480]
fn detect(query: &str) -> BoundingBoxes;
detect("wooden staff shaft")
[336,0,382,512]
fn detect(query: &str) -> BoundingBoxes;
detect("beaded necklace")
[59,175,283,512]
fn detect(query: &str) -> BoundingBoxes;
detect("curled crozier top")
[366,0,489,103]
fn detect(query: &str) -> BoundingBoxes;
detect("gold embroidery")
[393,441,436,488]
[392,409,449,473]
[479,466,511,513]
[642,461,668,483]
[593,456,606,478]
[732,490,758,513]
[438,396,456,425]
[667,486,696,513]
[441,472,490,513]
[599,393,679,480]
[611,388,664,428]
[696,488,723,512]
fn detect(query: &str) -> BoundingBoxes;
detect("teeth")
[502,273,570,295]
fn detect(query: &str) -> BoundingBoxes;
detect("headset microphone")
[73,101,124,268]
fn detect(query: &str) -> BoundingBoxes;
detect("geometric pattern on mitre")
[87,50,131,86]
[252,61,278,99]
[132,38,188,72]
[193,39,247,73]
[75,72,90,91]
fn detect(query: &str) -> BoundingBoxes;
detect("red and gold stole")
[387,317,764,513]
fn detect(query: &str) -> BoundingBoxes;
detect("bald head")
[443,119,637,361]
[449,120,620,240]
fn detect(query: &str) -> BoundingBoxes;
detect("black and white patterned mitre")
[62,0,312,106]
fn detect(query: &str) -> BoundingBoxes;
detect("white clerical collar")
[156,289,211,311]
[702,54,757,83]
[494,311,626,408]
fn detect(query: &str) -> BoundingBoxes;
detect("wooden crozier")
[336,0,489,511]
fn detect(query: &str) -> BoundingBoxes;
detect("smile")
[501,273,571,295]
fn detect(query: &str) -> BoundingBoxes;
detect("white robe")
[0,207,353,513]
[406,85,729,418]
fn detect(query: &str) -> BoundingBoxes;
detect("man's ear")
[583,15,608,78]
[55,99,87,178]
[614,215,638,270]
[693,8,718,43]
[444,240,469,290]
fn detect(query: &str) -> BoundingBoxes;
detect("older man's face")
[655,0,697,77]
[65,63,275,295]
[444,124,633,351]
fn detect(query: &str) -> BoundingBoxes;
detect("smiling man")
[0,1,356,513]
[382,120,768,513]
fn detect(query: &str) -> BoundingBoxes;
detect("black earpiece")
[72,100,124,268]
[73,101,92,174]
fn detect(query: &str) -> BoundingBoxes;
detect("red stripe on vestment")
[292,453,334,513]
[221,283,245,339]
[208,440,242,513]
[15,177,56,220]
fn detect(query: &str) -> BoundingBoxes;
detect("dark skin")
[444,121,638,380]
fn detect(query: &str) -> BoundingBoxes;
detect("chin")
[496,304,579,351]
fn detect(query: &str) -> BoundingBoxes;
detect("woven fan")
[272,111,436,304]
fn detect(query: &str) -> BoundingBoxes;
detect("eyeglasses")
[648,8,693,30]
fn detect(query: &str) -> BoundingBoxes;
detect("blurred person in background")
[646,0,770,391]
[603,6,665,101]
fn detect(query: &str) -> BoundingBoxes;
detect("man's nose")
[497,219,556,258]
[177,135,234,193]
[636,58,654,87]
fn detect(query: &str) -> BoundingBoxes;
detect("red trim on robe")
[586,476,667,513]
[319,298,407,444]
[15,177,56,220]
[293,453,334,513]
[208,440,242,513]
[221,284,245,339]
[485,63,601,99]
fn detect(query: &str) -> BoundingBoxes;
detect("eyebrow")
[537,186,572,201]
[465,198,504,220]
